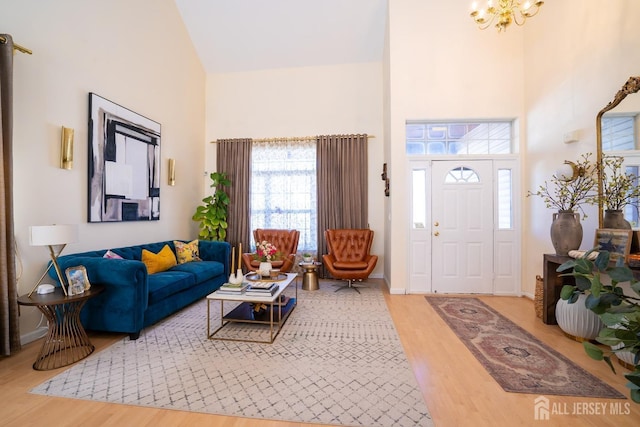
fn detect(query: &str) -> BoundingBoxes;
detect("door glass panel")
[412,169,426,228]
[497,169,513,229]
[444,166,479,183]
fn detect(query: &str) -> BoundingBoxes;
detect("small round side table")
[299,262,321,291]
[18,284,104,370]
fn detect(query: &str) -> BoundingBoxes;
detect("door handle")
[434,221,439,227]
[434,231,440,237]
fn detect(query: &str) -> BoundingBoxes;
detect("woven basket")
[534,275,544,319]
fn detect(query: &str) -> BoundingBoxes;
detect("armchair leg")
[333,279,366,293]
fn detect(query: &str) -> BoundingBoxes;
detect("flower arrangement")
[527,152,598,218]
[598,155,640,211]
[254,240,281,262]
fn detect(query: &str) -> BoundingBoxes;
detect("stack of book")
[216,282,249,295]
[245,282,278,296]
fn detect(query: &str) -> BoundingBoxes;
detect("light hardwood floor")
[1,279,639,427]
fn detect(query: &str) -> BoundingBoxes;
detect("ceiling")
[174,0,388,73]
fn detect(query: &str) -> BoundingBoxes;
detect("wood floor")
[1,279,639,427]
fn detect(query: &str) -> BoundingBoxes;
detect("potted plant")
[192,172,231,241]
[527,152,598,255]
[598,155,640,229]
[557,249,640,403]
[302,253,313,263]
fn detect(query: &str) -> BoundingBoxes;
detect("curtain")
[0,34,20,356]
[316,134,368,272]
[216,138,252,257]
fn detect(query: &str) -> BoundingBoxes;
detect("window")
[250,140,317,251]
[602,115,636,151]
[443,166,479,183]
[497,169,513,229]
[406,121,513,155]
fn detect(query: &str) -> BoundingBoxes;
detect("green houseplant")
[192,172,231,241]
[557,249,640,403]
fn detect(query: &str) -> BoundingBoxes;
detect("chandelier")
[470,0,544,32]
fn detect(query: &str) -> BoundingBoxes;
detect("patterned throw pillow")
[141,244,177,274]
[174,239,201,264]
[103,249,123,259]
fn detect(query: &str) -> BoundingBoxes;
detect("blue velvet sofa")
[51,240,230,340]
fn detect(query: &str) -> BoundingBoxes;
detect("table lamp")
[28,224,79,297]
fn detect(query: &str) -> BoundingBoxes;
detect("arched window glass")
[444,166,479,183]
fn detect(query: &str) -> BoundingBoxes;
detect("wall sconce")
[556,160,583,182]
[168,158,176,186]
[60,126,74,170]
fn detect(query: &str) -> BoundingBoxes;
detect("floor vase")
[550,210,582,256]
[555,294,604,341]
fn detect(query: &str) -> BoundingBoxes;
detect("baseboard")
[20,326,47,346]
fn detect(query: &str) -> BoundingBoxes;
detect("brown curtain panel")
[216,138,252,260]
[316,134,368,268]
[0,34,20,356]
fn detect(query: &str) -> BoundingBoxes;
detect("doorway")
[409,159,520,294]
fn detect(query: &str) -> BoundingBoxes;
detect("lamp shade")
[29,224,78,246]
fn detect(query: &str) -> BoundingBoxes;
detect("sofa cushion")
[142,244,177,274]
[171,260,225,283]
[174,239,201,264]
[147,270,196,305]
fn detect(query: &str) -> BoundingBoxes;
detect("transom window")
[406,121,513,155]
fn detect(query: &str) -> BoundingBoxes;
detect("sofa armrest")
[198,240,231,277]
[52,256,149,308]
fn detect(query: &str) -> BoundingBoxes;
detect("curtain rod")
[0,36,32,55]
[211,134,375,143]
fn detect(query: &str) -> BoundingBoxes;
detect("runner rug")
[425,296,625,399]
[31,282,433,427]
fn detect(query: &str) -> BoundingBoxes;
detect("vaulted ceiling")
[174,0,388,73]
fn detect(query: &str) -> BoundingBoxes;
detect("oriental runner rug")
[426,296,625,399]
[31,281,433,427]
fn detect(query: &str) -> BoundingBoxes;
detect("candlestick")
[231,246,235,272]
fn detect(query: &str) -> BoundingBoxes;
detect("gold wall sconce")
[168,158,176,186]
[60,126,74,170]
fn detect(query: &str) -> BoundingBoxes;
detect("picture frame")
[65,266,91,296]
[88,93,161,222]
[594,228,633,262]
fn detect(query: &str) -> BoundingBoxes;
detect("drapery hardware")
[0,36,32,55]
[211,134,374,143]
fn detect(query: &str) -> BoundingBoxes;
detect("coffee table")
[206,272,297,344]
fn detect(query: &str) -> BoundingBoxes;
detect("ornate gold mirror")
[595,76,640,227]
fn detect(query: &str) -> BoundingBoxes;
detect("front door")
[431,160,494,293]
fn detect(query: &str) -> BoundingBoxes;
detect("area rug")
[31,282,433,427]
[426,296,625,399]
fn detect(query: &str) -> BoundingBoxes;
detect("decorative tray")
[245,272,288,282]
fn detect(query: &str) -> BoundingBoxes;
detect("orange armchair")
[242,229,300,273]
[323,229,378,293]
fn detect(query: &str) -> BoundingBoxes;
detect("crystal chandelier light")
[470,0,544,32]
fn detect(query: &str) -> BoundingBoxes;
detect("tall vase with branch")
[527,153,598,255]
[599,155,640,229]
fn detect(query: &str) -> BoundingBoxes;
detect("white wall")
[522,0,640,296]
[386,0,526,293]
[3,0,206,339]
[205,63,385,276]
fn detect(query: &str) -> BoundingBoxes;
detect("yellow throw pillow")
[173,239,201,264]
[141,245,177,274]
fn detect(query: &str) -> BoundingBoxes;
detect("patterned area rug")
[426,296,625,399]
[31,282,433,427]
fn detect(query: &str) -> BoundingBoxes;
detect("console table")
[542,253,640,324]
[542,254,573,324]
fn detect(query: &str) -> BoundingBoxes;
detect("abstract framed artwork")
[594,228,633,262]
[88,93,161,222]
